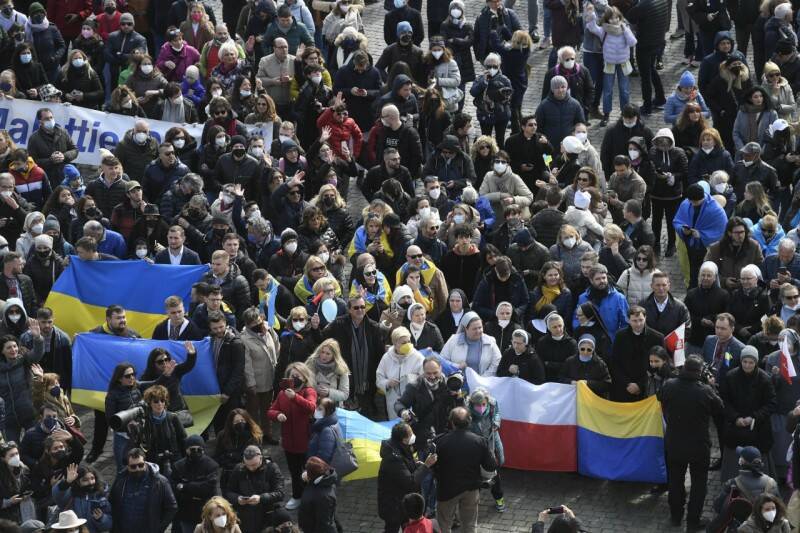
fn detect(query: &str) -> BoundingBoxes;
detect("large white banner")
[0,98,206,166]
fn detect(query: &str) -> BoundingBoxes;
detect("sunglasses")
[363,270,377,277]
[351,305,366,310]
[408,254,423,260]
[155,357,170,364]
[311,265,325,272]
[150,398,166,404]
[787,294,800,300]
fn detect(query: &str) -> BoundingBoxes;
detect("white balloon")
[321,298,338,323]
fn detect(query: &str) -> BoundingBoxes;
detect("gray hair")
[484,53,501,67]
[545,312,563,327]
[699,261,718,276]
[557,46,576,62]
[248,216,272,236]
[709,170,729,186]
[551,75,568,90]
[779,238,797,253]
[461,186,478,203]
[83,220,103,233]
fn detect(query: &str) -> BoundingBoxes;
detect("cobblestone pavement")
[76,0,741,529]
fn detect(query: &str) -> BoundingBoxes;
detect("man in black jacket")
[0,251,38,316]
[600,105,654,178]
[622,199,656,250]
[171,435,220,533]
[658,355,724,530]
[224,445,285,533]
[529,186,564,248]
[639,272,691,337]
[625,0,669,115]
[611,305,664,402]
[422,135,477,200]
[27,108,78,189]
[322,295,386,417]
[201,250,251,324]
[213,136,262,196]
[433,407,497,533]
[0,174,30,251]
[152,295,205,341]
[110,448,177,532]
[209,311,246,433]
[503,115,553,189]
[361,148,415,201]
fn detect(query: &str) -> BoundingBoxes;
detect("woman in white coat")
[376,326,425,419]
[305,338,351,405]
[440,311,502,376]
[616,245,660,306]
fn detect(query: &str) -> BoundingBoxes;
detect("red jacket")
[404,517,435,533]
[267,386,317,454]
[316,107,363,160]
[47,0,93,40]
[95,11,121,41]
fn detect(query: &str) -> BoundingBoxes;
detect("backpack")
[707,478,754,533]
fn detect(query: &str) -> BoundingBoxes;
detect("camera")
[109,401,146,432]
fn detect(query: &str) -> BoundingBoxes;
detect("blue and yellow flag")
[72,333,221,434]
[576,381,666,483]
[45,258,209,338]
[336,408,393,481]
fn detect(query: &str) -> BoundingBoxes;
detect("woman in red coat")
[268,361,317,510]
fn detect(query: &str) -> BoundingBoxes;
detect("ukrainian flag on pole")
[45,258,209,338]
[72,334,221,434]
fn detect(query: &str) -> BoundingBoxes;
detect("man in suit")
[208,310,246,433]
[154,225,201,265]
[152,295,205,341]
[700,312,743,472]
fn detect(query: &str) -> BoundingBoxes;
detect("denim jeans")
[582,51,604,107]
[543,4,551,38]
[528,0,538,31]
[113,432,129,473]
[602,64,630,115]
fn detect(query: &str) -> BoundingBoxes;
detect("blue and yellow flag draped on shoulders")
[576,381,666,483]
[72,334,221,434]
[45,257,209,338]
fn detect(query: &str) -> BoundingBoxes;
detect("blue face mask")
[43,416,58,431]
[579,353,592,362]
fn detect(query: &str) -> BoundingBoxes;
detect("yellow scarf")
[535,285,561,312]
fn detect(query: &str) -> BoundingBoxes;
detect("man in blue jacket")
[573,263,629,341]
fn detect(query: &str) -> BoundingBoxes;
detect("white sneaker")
[286,497,301,510]
[538,36,551,49]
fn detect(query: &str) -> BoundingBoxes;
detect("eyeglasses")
[155,357,170,365]
[128,462,146,470]
[363,270,377,277]
[408,254,423,260]
[351,305,366,310]
[150,398,166,404]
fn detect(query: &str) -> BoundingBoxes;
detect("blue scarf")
[673,195,727,248]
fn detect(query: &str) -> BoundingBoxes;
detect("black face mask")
[322,196,334,208]
[232,148,246,158]
[293,376,303,388]
[86,206,102,219]
[234,421,248,433]
[399,34,412,45]
[104,5,115,14]
[31,13,43,23]
[213,228,226,238]
[36,249,50,259]
[188,448,204,460]
[52,449,67,461]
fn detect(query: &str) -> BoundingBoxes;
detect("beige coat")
[241,327,279,393]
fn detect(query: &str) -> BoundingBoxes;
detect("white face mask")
[418,207,431,219]
[284,241,298,254]
[121,99,133,109]
[763,510,777,523]
[7,313,21,323]
[249,147,263,158]
[213,515,228,528]
[314,409,324,419]
[453,214,466,224]
[575,132,587,142]
[319,251,330,264]
[215,136,226,147]
[310,74,322,84]
[134,132,148,145]
[405,433,416,446]
[451,8,461,18]
[487,67,499,76]
[743,159,754,167]
[339,2,348,11]
[31,223,43,234]
[498,319,510,328]
[714,182,727,193]
[428,187,441,200]
[432,50,443,59]
[140,64,153,74]
[279,135,291,144]
[628,149,640,160]
[0,191,11,198]
[493,162,507,174]
[135,248,147,258]
[7,455,21,468]
[173,138,185,149]
[563,59,575,69]
[292,320,306,330]
[240,90,251,98]
[623,119,637,128]
[563,237,576,249]
[393,0,403,7]
[702,146,714,154]
[212,89,222,98]
[72,58,85,68]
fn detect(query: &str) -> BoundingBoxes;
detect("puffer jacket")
[113,130,159,182]
[377,438,425,525]
[307,413,340,464]
[376,348,424,416]
[585,14,637,64]
[534,93,586,149]
[617,267,658,307]
[470,72,513,126]
[52,482,113,533]
[440,16,475,82]
[664,89,712,125]
[649,128,689,200]
[0,336,44,431]
[478,168,533,221]
[468,396,504,465]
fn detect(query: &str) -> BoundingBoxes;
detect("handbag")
[330,427,358,478]
[175,409,194,428]
[441,86,464,112]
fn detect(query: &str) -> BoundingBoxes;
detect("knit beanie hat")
[397,21,412,37]
[574,190,590,210]
[775,2,792,19]
[28,2,44,15]
[678,70,695,88]
[562,135,584,154]
[33,234,52,249]
[740,345,759,363]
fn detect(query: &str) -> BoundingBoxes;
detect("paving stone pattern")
[80,0,742,529]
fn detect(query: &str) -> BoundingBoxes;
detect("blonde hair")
[700,127,723,148]
[312,276,336,293]
[289,306,309,321]
[604,224,624,243]
[470,135,499,158]
[285,361,316,387]
[559,224,580,240]
[510,30,533,50]
[304,255,327,276]
[200,496,238,531]
[312,184,346,209]
[307,338,349,376]
[761,213,779,232]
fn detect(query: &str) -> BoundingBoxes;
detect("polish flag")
[664,323,686,367]
[780,337,797,385]
[467,368,577,471]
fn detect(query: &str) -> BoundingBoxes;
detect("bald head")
[449,406,471,429]
[83,220,104,241]
[380,104,401,130]
[406,245,423,267]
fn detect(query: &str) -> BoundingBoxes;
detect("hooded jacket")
[648,128,689,200]
[377,437,426,524]
[705,60,754,128]
[698,31,745,93]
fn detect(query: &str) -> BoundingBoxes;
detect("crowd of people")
[3,0,800,530]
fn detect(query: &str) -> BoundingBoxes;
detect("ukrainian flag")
[45,258,209,338]
[72,333,221,434]
[576,381,666,483]
[336,408,392,481]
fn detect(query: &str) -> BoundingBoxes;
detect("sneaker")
[656,59,664,70]
[670,30,685,40]
[539,36,550,49]
[600,114,609,127]
[639,105,652,116]
[286,497,301,510]
[495,498,506,512]
[530,29,540,43]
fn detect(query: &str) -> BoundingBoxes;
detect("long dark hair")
[0,442,22,494]
[219,408,262,449]
[141,347,170,381]
[42,186,74,217]
[108,362,135,392]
